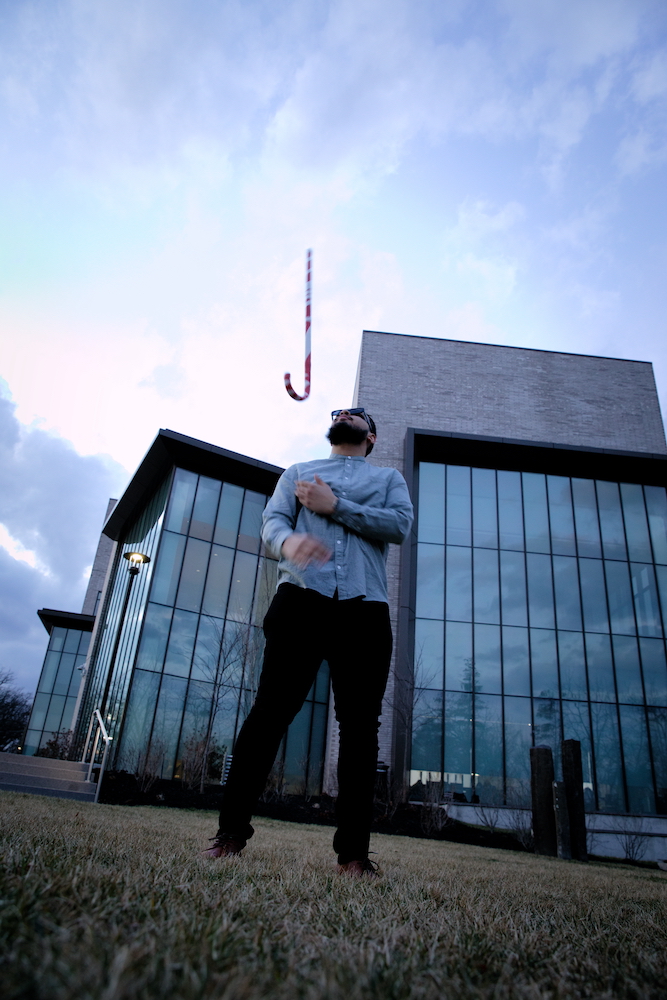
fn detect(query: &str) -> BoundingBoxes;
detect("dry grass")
[1,791,666,1000]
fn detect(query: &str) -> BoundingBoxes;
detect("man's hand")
[295,474,337,515]
[281,532,332,568]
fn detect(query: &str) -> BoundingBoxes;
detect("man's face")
[331,409,370,433]
[327,409,376,451]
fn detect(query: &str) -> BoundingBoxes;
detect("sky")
[2,0,667,695]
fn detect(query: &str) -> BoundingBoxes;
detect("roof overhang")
[405,428,667,485]
[103,428,285,542]
[38,609,96,634]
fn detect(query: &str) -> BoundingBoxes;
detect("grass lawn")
[1,791,666,1000]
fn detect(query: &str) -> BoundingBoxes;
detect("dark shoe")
[337,858,380,878]
[202,834,246,858]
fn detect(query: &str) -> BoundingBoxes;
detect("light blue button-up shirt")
[261,454,414,603]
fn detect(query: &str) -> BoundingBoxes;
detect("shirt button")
[337,540,341,544]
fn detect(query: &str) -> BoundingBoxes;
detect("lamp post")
[98,551,151,720]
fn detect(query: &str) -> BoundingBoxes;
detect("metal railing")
[82,709,113,804]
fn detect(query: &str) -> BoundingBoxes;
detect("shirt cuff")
[265,528,294,559]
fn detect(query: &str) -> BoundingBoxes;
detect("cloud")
[0,0,660,195]
[0,391,126,693]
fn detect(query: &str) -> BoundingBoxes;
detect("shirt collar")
[328,452,367,461]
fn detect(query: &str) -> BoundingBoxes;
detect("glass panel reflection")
[175,537,211,613]
[151,532,186,606]
[579,559,609,633]
[547,476,576,556]
[497,471,524,550]
[558,630,588,700]
[591,703,624,812]
[238,490,266,553]
[530,629,559,698]
[418,463,445,543]
[165,469,198,535]
[647,707,667,813]
[190,476,221,542]
[572,479,601,558]
[414,619,444,689]
[585,633,615,702]
[152,674,188,779]
[552,555,582,631]
[502,626,530,696]
[416,543,445,620]
[645,486,667,564]
[612,635,644,705]
[605,561,636,635]
[444,621,473,691]
[446,466,471,546]
[597,481,627,560]
[472,468,497,548]
[227,551,259,622]
[621,483,652,563]
[411,689,443,771]
[164,609,199,678]
[522,473,550,554]
[619,705,655,813]
[526,553,555,629]
[475,693,503,804]
[444,691,472,789]
[473,624,501,694]
[639,637,667,706]
[136,603,172,672]
[500,550,527,626]
[446,546,472,622]
[201,545,234,619]
[631,563,662,638]
[504,696,532,806]
[214,482,244,548]
[473,547,499,624]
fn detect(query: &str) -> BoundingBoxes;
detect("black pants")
[216,583,392,863]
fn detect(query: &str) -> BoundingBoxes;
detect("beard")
[326,421,369,448]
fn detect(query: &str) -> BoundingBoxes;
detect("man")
[204,407,413,876]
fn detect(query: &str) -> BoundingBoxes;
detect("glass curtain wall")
[115,468,330,790]
[23,627,91,754]
[412,462,667,814]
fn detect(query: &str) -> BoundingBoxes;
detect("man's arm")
[262,467,331,568]
[295,469,414,545]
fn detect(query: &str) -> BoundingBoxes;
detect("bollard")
[562,739,588,861]
[552,781,572,859]
[530,745,558,856]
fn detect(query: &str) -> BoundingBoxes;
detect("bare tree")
[419,779,453,837]
[186,615,264,793]
[505,789,534,851]
[0,669,31,750]
[133,737,167,794]
[35,729,73,760]
[619,818,650,863]
[475,804,502,837]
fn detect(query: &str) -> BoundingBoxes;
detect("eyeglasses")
[331,408,369,423]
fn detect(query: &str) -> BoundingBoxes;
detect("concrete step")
[0,754,90,781]
[0,782,96,802]
[0,752,97,802]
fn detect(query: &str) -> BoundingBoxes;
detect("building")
[70,431,329,793]
[23,499,117,756]
[24,331,667,855]
[354,331,667,824]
